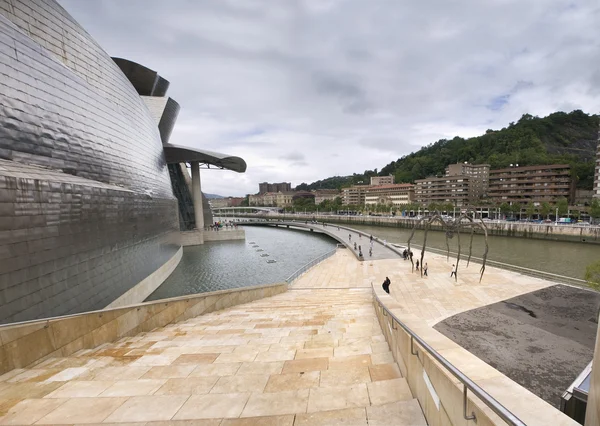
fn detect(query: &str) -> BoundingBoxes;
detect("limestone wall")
[204,229,245,242]
[0,282,287,376]
[106,247,183,309]
[179,229,246,246]
[585,318,600,425]
[373,285,579,426]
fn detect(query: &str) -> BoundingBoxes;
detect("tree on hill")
[374,110,597,189]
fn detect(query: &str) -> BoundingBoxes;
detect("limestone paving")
[296,246,555,326]
[0,284,424,424]
[0,231,558,425]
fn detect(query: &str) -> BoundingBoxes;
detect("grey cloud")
[279,152,308,167]
[58,0,600,197]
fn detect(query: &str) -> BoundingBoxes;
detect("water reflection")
[146,226,336,300]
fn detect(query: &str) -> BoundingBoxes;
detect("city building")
[259,182,292,193]
[313,189,341,204]
[342,185,369,206]
[229,197,245,207]
[0,0,247,323]
[594,131,600,199]
[488,164,574,205]
[414,176,474,206]
[370,175,395,186]
[365,184,414,207]
[292,191,316,203]
[446,162,490,199]
[249,192,293,207]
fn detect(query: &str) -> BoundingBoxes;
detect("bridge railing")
[285,246,342,284]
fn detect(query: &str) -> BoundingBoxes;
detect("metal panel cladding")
[0,0,181,323]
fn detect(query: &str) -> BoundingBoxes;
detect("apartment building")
[446,163,490,198]
[342,185,369,206]
[258,182,292,194]
[488,164,574,205]
[414,176,474,206]
[313,189,341,204]
[370,175,394,186]
[365,184,414,207]
[249,192,294,207]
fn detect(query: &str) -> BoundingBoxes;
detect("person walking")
[354,242,357,250]
[370,235,373,243]
[369,247,372,257]
[415,260,420,271]
[423,263,428,276]
[349,234,352,242]
[450,264,457,278]
[382,277,391,294]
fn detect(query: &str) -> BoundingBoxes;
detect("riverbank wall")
[224,213,600,244]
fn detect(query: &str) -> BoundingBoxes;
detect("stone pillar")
[191,161,204,230]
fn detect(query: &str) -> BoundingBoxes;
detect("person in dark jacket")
[382,277,391,294]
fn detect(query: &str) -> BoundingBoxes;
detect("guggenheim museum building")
[0,0,246,324]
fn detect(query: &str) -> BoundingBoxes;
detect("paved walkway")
[0,224,561,424]
[0,272,425,425]
[296,248,555,326]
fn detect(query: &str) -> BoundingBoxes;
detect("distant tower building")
[370,175,394,186]
[258,182,292,193]
[594,127,600,199]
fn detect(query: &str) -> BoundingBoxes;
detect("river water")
[349,223,600,280]
[146,226,336,300]
[147,219,599,300]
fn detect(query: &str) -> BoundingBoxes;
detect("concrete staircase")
[0,288,427,425]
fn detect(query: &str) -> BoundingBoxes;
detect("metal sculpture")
[407,210,489,282]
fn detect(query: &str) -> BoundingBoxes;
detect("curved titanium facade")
[0,0,180,323]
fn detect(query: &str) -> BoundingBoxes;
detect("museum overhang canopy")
[163,143,247,173]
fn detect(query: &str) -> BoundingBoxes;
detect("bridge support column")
[191,161,204,230]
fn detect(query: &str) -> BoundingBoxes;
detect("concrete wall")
[0,282,287,376]
[373,285,579,426]
[179,229,245,246]
[585,317,600,425]
[204,229,245,242]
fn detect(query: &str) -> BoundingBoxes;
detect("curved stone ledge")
[372,284,578,426]
[106,246,183,309]
[0,282,287,375]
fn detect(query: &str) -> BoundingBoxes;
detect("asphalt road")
[434,284,600,408]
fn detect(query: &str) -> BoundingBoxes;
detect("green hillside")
[296,110,599,191]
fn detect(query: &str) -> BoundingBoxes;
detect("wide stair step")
[0,289,427,425]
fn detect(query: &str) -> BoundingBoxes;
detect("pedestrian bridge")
[240,220,403,261]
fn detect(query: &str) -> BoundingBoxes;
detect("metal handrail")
[285,247,339,284]
[373,288,526,426]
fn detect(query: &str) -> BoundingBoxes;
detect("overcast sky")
[59,0,600,197]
